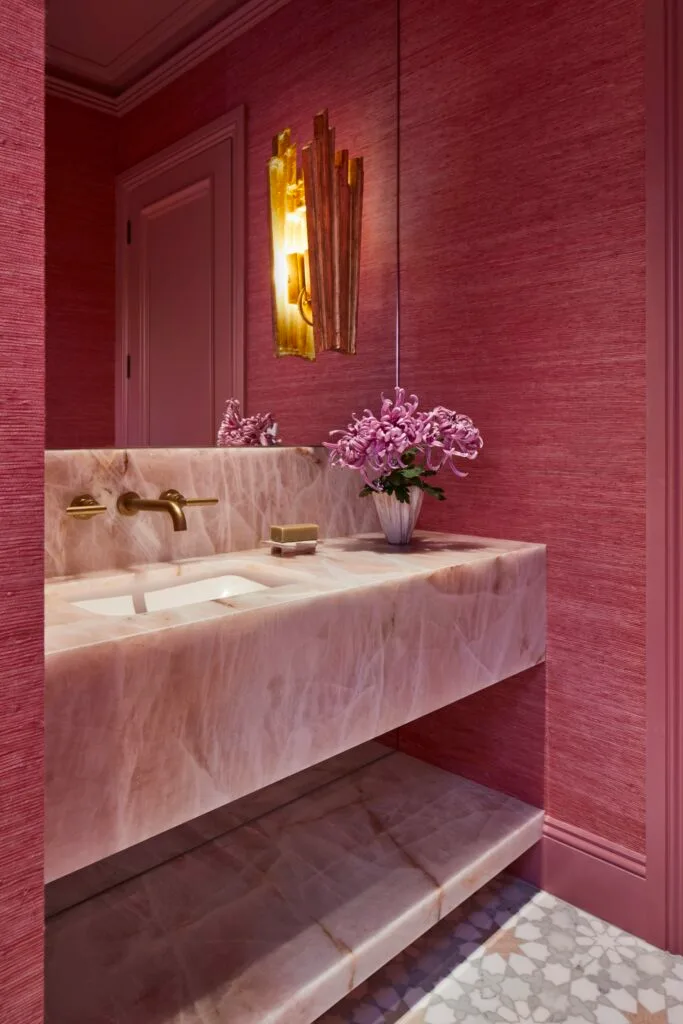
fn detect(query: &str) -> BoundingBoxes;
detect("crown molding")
[118,0,290,113]
[47,0,221,88]
[46,0,292,118]
[45,75,118,115]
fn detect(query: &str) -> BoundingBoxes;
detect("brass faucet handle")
[183,497,219,507]
[65,494,107,520]
[117,491,141,517]
[159,489,219,508]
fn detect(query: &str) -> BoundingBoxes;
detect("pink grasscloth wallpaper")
[45,0,647,860]
[0,0,44,1019]
[46,96,116,448]
[45,0,398,449]
[396,0,647,855]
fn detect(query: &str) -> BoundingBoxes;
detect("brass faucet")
[65,494,107,520]
[117,490,218,532]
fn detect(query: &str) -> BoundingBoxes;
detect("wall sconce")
[268,110,364,360]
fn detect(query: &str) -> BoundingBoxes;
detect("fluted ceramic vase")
[372,488,424,545]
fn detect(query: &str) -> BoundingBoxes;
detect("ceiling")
[47,0,250,95]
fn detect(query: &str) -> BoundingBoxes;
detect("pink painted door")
[122,135,234,446]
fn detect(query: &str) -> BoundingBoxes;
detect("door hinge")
[126,220,132,244]
[126,354,131,379]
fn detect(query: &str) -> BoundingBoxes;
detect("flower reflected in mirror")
[216,398,281,447]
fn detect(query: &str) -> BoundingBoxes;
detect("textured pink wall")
[44,0,647,861]
[46,95,116,448]
[397,0,646,854]
[399,668,547,810]
[0,0,45,1019]
[117,0,397,445]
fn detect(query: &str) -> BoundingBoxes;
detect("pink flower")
[325,388,425,484]
[217,398,280,447]
[421,406,483,476]
[324,387,482,491]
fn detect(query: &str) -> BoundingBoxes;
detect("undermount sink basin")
[73,574,270,617]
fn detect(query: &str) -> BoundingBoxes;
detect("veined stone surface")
[45,753,543,1024]
[45,532,545,880]
[45,446,377,578]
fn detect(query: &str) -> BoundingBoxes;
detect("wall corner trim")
[645,0,683,955]
[46,0,292,117]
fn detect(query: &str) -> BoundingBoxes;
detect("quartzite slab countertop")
[45,531,546,881]
[46,753,543,1024]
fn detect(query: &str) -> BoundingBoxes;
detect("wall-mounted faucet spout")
[116,490,219,532]
[117,492,188,532]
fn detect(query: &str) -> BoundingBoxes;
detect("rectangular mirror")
[45,0,398,449]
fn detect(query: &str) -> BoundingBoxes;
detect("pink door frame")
[646,0,683,954]
[115,107,246,446]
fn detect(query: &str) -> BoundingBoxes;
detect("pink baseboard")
[512,817,661,947]
[543,816,647,878]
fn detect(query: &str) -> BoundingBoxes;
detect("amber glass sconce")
[268,110,364,360]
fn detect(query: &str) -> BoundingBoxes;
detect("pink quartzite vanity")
[44,447,546,1024]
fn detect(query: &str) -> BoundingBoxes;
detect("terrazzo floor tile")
[316,875,683,1024]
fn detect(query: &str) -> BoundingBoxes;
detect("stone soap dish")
[270,523,318,556]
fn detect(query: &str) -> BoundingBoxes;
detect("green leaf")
[422,484,446,500]
[360,462,447,504]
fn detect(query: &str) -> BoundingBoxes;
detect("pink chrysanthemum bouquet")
[325,388,482,502]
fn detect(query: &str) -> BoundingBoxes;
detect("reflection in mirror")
[267,110,364,360]
[45,0,398,449]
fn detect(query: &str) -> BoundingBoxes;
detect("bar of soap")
[270,523,319,543]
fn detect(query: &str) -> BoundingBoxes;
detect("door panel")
[120,125,236,447]
[142,179,213,446]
